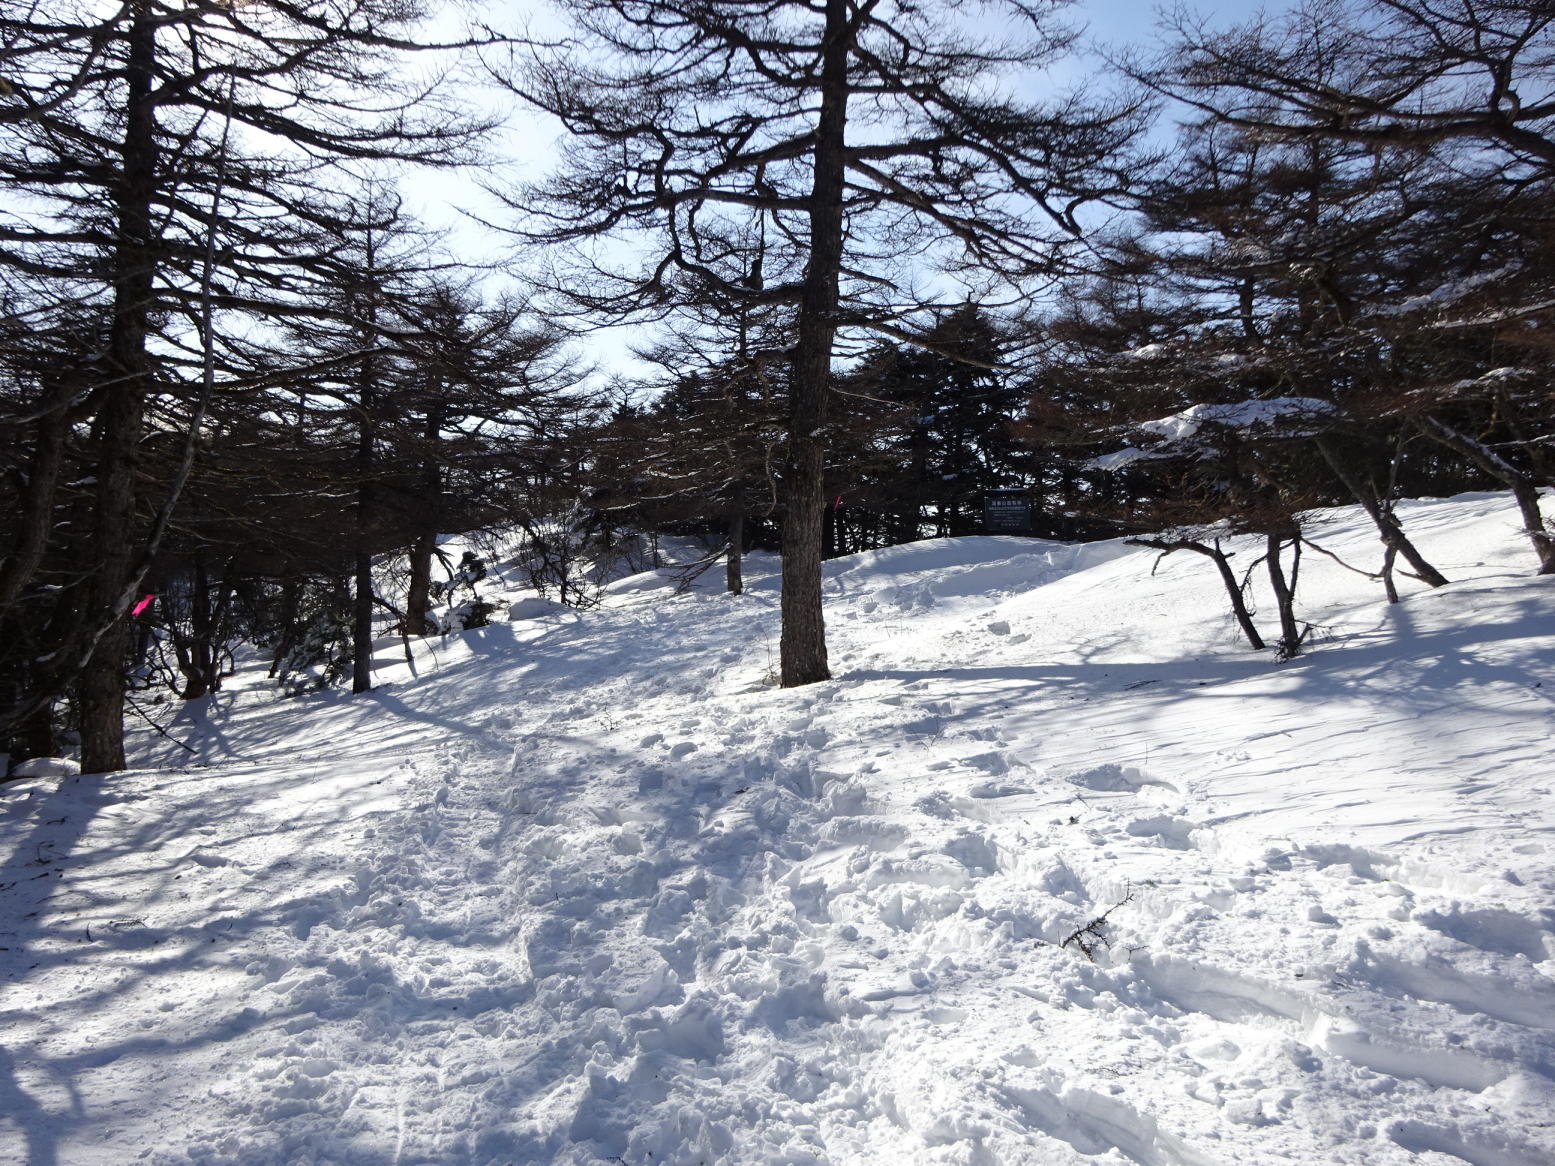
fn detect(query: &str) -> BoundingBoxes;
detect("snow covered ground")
[3,491,1553,1166]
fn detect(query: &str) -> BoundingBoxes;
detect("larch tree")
[496,0,1146,686]
[389,277,584,635]
[1145,0,1555,573]
[0,0,491,768]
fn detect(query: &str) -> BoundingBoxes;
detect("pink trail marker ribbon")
[131,594,155,617]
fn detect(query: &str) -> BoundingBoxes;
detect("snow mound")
[8,755,81,779]
[506,595,570,620]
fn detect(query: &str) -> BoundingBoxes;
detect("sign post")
[983,489,1033,535]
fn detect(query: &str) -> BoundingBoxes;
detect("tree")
[1094,394,1335,658]
[1138,108,1460,589]
[0,0,491,768]
[1155,0,1555,170]
[390,280,582,633]
[1147,0,1555,573]
[498,0,1146,685]
[593,356,787,595]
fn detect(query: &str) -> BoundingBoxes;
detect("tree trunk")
[405,530,438,635]
[22,699,56,764]
[725,505,744,596]
[404,403,445,635]
[78,0,159,773]
[351,234,380,693]
[171,557,235,700]
[1381,543,1400,605]
[1209,538,1264,650]
[1417,414,1555,574]
[1315,436,1448,588]
[73,38,233,760]
[352,546,374,693]
[1265,533,1304,659]
[779,0,849,687]
[80,618,131,772]
[269,577,300,678]
[1126,536,1264,650]
[0,384,73,614]
[779,341,832,685]
[1238,276,1258,342]
[175,558,213,700]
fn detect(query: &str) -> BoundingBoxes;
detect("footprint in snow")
[1066,763,1178,794]
[1124,814,1197,851]
[915,791,957,819]
[1413,905,1553,962]
[968,779,1032,799]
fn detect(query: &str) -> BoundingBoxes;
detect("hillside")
[2,491,1553,1166]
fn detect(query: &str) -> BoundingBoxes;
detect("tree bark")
[1315,436,1449,588]
[1238,276,1258,342]
[352,550,374,691]
[1381,543,1400,605]
[404,403,445,635]
[1417,414,1555,574]
[174,558,212,700]
[352,234,381,693]
[0,384,74,614]
[405,532,438,635]
[268,576,300,679]
[779,0,849,687]
[1127,536,1265,650]
[79,0,158,773]
[725,500,744,596]
[1265,533,1304,659]
[1208,538,1264,650]
[170,557,235,700]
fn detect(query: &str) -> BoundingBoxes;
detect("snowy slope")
[2,491,1553,1166]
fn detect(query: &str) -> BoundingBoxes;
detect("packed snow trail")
[2,491,1553,1165]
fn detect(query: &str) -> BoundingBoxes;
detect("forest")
[3,0,1553,775]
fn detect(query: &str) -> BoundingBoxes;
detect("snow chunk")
[10,755,80,778]
[1092,397,1336,470]
[1138,397,1335,442]
[1381,263,1521,315]
[507,596,569,621]
[1117,341,1170,360]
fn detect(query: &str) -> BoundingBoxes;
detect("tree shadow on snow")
[845,587,1555,727]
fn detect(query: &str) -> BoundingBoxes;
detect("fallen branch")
[1060,886,1135,961]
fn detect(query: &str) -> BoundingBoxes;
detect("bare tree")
[1143,0,1555,573]
[494,0,1147,685]
[1152,0,1555,169]
[0,0,493,769]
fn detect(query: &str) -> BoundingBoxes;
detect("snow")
[1137,397,1335,443]
[7,756,80,779]
[506,595,572,621]
[1378,265,1522,316]
[1093,397,1337,470]
[1445,367,1534,397]
[4,490,1554,1165]
[1117,342,1170,360]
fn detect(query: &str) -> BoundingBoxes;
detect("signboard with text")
[983,490,1033,534]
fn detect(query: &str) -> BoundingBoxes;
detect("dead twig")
[1060,885,1135,961]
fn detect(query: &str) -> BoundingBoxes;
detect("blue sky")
[403,0,1290,378]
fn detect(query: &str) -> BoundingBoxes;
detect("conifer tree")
[0,0,491,768]
[498,0,1146,685]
